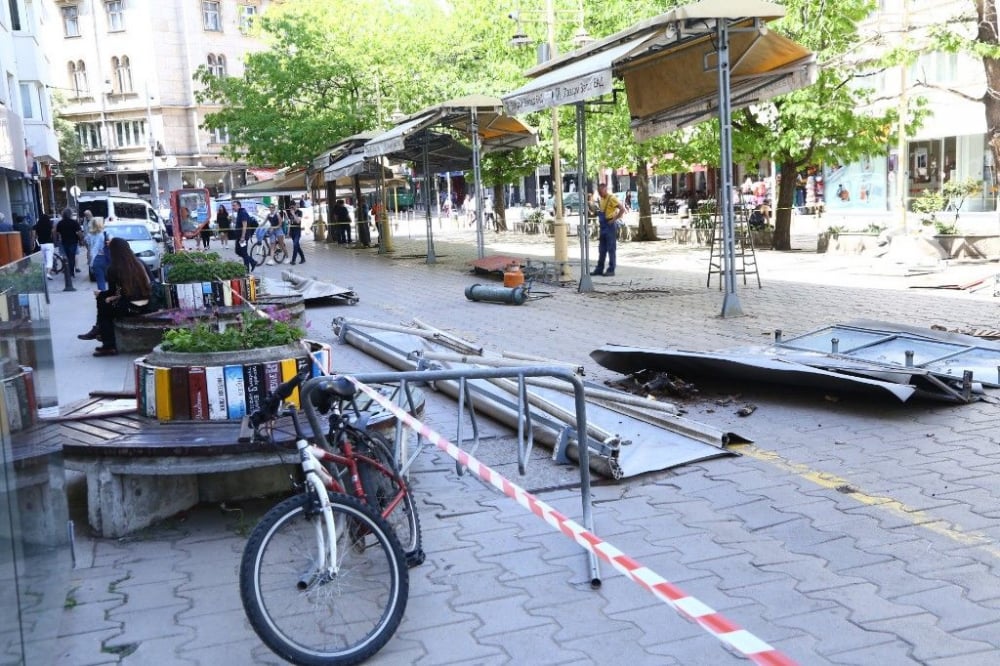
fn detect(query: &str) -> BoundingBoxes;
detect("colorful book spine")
[279,358,300,407]
[3,379,22,432]
[211,280,225,307]
[154,366,173,421]
[224,364,247,419]
[263,361,281,398]
[246,276,257,302]
[188,366,209,420]
[205,366,228,420]
[222,281,233,307]
[202,281,214,308]
[231,279,243,306]
[243,363,266,416]
[169,366,191,420]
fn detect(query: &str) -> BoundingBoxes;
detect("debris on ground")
[608,369,700,400]
[736,404,758,417]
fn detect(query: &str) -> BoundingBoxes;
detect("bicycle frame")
[308,438,407,520]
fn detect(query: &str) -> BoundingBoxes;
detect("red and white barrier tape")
[346,376,796,665]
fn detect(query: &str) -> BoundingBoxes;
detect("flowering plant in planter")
[160,308,305,353]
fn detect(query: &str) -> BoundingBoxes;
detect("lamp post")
[145,84,161,211]
[511,0,591,283]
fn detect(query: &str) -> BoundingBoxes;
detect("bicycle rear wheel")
[51,253,65,275]
[249,241,267,266]
[273,243,287,263]
[240,491,409,666]
[355,430,423,566]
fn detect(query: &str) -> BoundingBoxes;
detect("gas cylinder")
[465,283,528,305]
[503,262,525,288]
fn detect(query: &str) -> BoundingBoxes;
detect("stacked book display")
[158,277,258,310]
[134,341,332,421]
[0,290,49,323]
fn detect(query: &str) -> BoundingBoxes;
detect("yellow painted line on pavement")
[740,445,1000,560]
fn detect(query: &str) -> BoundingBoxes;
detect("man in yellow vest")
[590,182,625,277]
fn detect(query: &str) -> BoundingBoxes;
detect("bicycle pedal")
[405,549,426,568]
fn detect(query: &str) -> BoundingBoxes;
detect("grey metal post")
[471,108,486,259]
[423,134,436,264]
[576,103,593,293]
[716,19,743,317]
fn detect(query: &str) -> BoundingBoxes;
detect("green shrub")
[160,313,304,353]
[692,200,717,229]
[161,251,246,282]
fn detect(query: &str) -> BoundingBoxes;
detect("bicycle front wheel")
[249,241,267,266]
[240,492,409,666]
[355,430,423,565]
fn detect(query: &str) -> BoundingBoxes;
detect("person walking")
[54,207,83,291]
[332,199,352,245]
[83,212,109,290]
[33,212,55,279]
[216,204,231,248]
[287,202,305,265]
[14,214,35,257]
[590,183,625,277]
[231,200,258,272]
[199,215,213,249]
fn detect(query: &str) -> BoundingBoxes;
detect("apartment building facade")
[1,0,60,223]
[48,0,275,212]
[825,0,994,216]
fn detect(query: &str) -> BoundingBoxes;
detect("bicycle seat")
[325,376,356,399]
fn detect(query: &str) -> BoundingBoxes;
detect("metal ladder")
[706,199,761,289]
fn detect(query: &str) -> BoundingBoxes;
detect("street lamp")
[509,0,592,284]
[145,84,161,211]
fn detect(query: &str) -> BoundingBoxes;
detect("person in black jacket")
[86,238,153,357]
[231,200,258,272]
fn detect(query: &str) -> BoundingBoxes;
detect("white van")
[77,192,167,241]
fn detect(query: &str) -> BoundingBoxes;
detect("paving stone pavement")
[48,220,1000,665]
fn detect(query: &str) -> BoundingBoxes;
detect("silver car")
[105,222,162,273]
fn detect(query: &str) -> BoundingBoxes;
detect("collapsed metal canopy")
[590,320,1000,404]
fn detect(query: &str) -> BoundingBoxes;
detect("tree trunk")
[634,158,658,241]
[773,161,798,251]
[977,1,1000,196]
[492,183,507,232]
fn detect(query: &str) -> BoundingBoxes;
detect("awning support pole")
[716,19,743,317]
[423,133,436,264]
[576,102,593,293]
[471,108,486,259]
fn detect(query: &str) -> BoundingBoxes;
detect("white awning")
[503,36,656,115]
[363,113,438,158]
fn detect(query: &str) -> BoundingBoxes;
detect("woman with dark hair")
[89,237,152,357]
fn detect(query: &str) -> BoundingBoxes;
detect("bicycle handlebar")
[249,370,309,428]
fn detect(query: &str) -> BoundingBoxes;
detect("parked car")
[546,190,590,214]
[105,222,162,273]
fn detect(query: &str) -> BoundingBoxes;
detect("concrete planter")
[673,227,691,244]
[136,340,331,422]
[115,292,306,354]
[933,234,1000,260]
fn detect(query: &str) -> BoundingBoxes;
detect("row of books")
[135,344,332,421]
[159,278,258,311]
[0,291,48,323]
[1,367,38,433]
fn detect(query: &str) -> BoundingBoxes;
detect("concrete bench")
[62,386,425,538]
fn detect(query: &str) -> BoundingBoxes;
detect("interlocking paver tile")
[863,612,996,661]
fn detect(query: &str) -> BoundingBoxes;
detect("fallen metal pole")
[519,376,680,415]
[333,316,482,355]
[411,317,484,355]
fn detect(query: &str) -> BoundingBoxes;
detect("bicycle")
[241,371,409,666]
[249,231,287,266]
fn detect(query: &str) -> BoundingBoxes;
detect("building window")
[69,60,89,97]
[76,122,103,150]
[211,126,229,144]
[113,119,147,148]
[8,0,21,31]
[202,1,221,31]
[206,53,227,78]
[239,4,256,33]
[112,55,133,94]
[19,83,34,119]
[105,0,124,31]
[62,5,80,36]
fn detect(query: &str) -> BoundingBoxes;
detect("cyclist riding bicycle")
[262,204,288,264]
